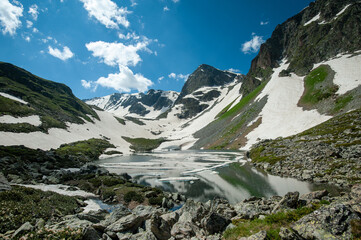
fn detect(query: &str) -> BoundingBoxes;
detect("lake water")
[95,150,337,204]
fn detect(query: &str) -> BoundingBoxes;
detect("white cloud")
[172,0,179,2]
[241,35,265,54]
[130,0,137,7]
[82,65,153,92]
[33,27,38,33]
[25,36,30,42]
[28,4,39,21]
[168,73,189,81]
[0,0,23,35]
[79,0,130,29]
[81,79,92,89]
[260,21,269,25]
[227,68,241,73]
[26,20,33,28]
[163,6,169,11]
[86,40,150,67]
[158,76,164,83]
[118,32,139,40]
[48,46,74,61]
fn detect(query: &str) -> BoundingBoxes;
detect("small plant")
[124,191,144,203]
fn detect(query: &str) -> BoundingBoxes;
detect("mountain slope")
[193,0,361,150]
[0,62,99,132]
[85,89,179,119]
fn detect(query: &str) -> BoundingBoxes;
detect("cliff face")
[248,0,361,79]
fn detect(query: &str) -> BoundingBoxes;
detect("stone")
[177,199,208,224]
[350,184,361,201]
[12,222,34,239]
[133,205,158,219]
[48,215,92,230]
[292,203,360,239]
[300,190,328,202]
[239,230,267,240]
[161,211,179,227]
[100,204,131,226]
[129,231,157,240]
[272,192,299,213]
[106,214,143,233]
[279,227,303,240]
[171,221,201,240]
[201,212,230,235]
[0,172,11,192]
[82,226,102,240]
[148,214,172,240]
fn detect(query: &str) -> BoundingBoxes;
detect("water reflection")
[96,151,336,204]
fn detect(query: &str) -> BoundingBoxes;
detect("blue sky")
[0,0,313,99]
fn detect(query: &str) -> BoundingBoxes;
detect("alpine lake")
[95,150,339,204]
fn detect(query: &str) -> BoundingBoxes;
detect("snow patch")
[19,184,97,197]
[0,115,42,126]
[83,199,102,213]
[0,92,28,104]
[304,13,321,26]
[313,53,361,95]
[243,60,331,150]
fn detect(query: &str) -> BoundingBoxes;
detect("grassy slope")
[0,62,98,132]
[122,137,166,152]
[193,81,268,150]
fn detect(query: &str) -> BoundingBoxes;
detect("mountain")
[192,0,361,150]
[0,0,360,154]
[85,89,179,119]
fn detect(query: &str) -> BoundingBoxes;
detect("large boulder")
[292,203,360,239]
[148,214,172,240]
[201,212,230,235]
[272,192,299,213]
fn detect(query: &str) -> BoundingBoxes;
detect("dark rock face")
[248,0,361,78]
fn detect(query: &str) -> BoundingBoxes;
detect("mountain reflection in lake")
[95,150,334,204]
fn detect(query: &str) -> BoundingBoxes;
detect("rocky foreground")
[1,162,361,240]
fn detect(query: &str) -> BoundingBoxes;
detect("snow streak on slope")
[242,61,332,150]
[0,115,42,126]
[0,92,28,104]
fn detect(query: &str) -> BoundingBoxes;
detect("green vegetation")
[124,116,145,125]
[114,116,126,125]
[299,65,337,106]
[22,228,82,240]
[122,136,166,152]
[0,122,41,133]
[351,219,361,239]
[0,186,80,234]
[0,63,99,132]
[217,81,267,120]
[249,145,286,165]
[333,95,353,113]
[56,138,114,161]
[124,191,145,203]
[223,204,320,239]
[215,99,237,118]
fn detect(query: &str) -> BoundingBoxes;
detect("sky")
[0,0,314,99]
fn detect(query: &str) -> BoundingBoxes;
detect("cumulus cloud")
[130,0,137,7]
[82,65,153,92]
[79,0,130,29]
[48,46,74,61]
[168,73,189,81]
[260,21,269,25]
[163,6,170,11]
[28,4,39,21]
[241,35,264,54]
[24,36,30,42]
[0,0,23,35]
[86,40,150,67]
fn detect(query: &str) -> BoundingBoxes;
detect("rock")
[300,190,328,202]
[83,226,102,240]
[100,204,131,226]
[145,191,157,198]
[272,192,299,213]
[239,230,267,240]
[0,172,11,191]
[177,199,208,224]
[133,205,159,219]
[350,184,361,201]
[12,222,34,239]
[161,211,179,227]
[120,173,132,180]
[279,227,303,240]
[116,232,133,240]
[148,214,172,240]
[48,215,92,230]
[171,220,201,240]
[292,203,360,239]
[7,174,22,184]
[201,212,230,234]
[172,193,181,202]
[106,214,144,233]
[129,231,157,240]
